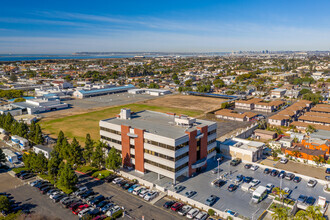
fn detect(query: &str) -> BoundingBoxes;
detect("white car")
[178,205,192,216]
[249,179,260,187]
[266,183,274,192]
[280,158,288,164]
[78,207,93,218]
[49,191,62,199]
[186,208,199,219]
[106,205,122,217]
[132,187,145,195]
[250,165,259,171]
[307,179,317,188]
[195,211,208,220]
[112,177,123,184]
[283,187,292,198]
[30,180,42,187]
[139,189,149,198]
[144,191,158,201]
[74,186,88,196]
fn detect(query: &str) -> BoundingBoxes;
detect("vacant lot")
[40,103,203,144]
[141,94,225,112]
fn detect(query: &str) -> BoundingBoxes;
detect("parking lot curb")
[74,170,101,181]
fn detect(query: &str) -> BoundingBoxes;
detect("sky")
[0,0,329,53]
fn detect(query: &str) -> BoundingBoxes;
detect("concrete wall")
[235,123,258,139]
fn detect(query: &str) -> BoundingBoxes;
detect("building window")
[208,148,215,154]
[144,149,174,161]
[144,139,175,151]
[207,129,216,136]
[175,152,189,161]
[100,127,121,135]
[207,139,216,145]
[144,159,188,173]
[100,135,122,145]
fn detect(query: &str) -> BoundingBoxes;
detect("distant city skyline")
[0,0,329,53]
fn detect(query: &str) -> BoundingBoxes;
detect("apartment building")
[283,144,326,162]
[311,104,330,114]
[254,100,285,113]
[99,109,217,184]
[268,114,290,126]
[271,88,286,98]
[235,98,262,110]
[214,109,257,122]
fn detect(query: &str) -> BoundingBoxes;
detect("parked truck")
[251,186,267,203]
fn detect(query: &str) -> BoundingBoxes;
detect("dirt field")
[141,94,225,112]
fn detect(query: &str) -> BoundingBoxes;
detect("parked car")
[81,190,95,199]
[264,168,271,174]
[185,190,197,198]
[225,209,238,217]
[53,194,67,203]
[205,195,217,206]
[243,176,253,183]
[41,186,54,194]
[104,175,118,183]
[244,164,252,169]
[106,205,121,217]
[297,195,307,203]
[118,180,127,187]
[280,158,288,164]
[278,171,286,179]
[78,207,93,218]
[326,168,330,174]
[144,191,158,201]
[285,173,295,181]
[266,183,274,192]
[212,167,223,174]
[46,189,59,196]
[101,203,114,213]
[293,176,302,183]
[235,174,243,183]
[73,204,89,215]
[214,179,226,187]
[138,189,149,198]
[195,211,208,220]
[230,158,241,166]
[270,169,279,177]
[90,195,105,207]
[249,179,260,187]
[49,191,62,199]
[15,170,28,178]
[95,200,108,209]
[325,176,330,181]
[250,165,259,171]
[163,200,175,209]
[305,196,316,206]
[86,195,98,204]
[171,202,183,211]
[74,186,88,196]
[127,184,139,193]
[307,179,317,188]
[30,180,42,187]
[178,205,192,216]
[174,185,185,193]
[186,208,199,219]
[88,208,100,217]
[69,202,83,211]
[20,173,34,180]
[112,177,123,184]
[283,187,292,198]
[132,187,145,195]
[228,184,238,192]
[122,182,133,190]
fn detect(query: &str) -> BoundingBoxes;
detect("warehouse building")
[73,84,135,99]
[11,98,68,114]
[99,108,217,184]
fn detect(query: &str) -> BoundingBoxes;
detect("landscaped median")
[76,165,113,180]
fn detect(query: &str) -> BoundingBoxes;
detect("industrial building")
[128,88,171,96]
[11,98,68,114]
[99,108,217,184]
[73,84,135,99]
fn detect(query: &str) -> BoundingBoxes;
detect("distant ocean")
[0,54,141,62]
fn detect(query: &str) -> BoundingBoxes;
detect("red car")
[171,202,183,211]
[72,204,89,215]
[69,202,82,211]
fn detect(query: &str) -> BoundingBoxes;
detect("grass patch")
[91,170,113,180]
[56,184,74,195]
[76,165,99,174]
[268,202,292,213]
[11,167,29,173]
[274,197,295,206]
[0,211,22,220]
[39,103,203,143]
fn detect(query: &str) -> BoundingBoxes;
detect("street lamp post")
[217,158,221,180]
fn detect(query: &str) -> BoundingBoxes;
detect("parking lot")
[166,158,329,219]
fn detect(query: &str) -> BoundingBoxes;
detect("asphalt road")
[77,172,185,220]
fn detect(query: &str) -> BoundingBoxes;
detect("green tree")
[57,163,78,191]
[92,141,105,169]
[105,147,122,172]
[35,152,48,173]
[0,148,6,164]
[13,97,26,102]
[313,155,325,167]
[33,124,44,144]
[305,205,325,220]
[83,134,94,165]
[208,209,215,216]
[48,150,62,179]
[185,79,193,87]
[0,196,10,213]
[306,125,316,133]
[69,138,83,167]
[294,210,308,220]
[271,206,289,220]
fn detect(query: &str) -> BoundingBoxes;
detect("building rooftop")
[102,110,216,139]
[78,84,135,94]
[221,137,265,152]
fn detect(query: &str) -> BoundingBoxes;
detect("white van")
[132,186,144,195]
[251,186,267,203]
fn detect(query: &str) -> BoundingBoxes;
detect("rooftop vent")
[120,108,131,120]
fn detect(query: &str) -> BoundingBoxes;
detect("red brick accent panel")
[185,130,197,176]
[134,128,145,173]
[197,126,208,160]
[121,125,131,167]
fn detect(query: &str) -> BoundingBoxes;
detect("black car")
[278,171,286,179]
[80,190,95,199]
[228,184,238,192]
[122,182,133,190]
[95,200,108,209]
[88,208,101,217]
[41,186,53,194]
[285,173,295,181]
[163,200,176,208]
[243,176,252,183]
[53,194,67,203]
[36,182,51,189]
[244,164,252,169]
[214,179,226,187]
[264,168,271,174]
[15,170,28,178]
[293,176,302,183]
[21,173,34,180]
[104,175,118,183]
[119,180,127,187]
[270,169,279,177]
[305,196,316,206]
[90,195,105,206]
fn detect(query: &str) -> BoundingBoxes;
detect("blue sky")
[0,0,329,53]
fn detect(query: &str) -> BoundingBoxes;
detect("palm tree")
[313,156,326,167]
[306,205,325,220]
[294,210,308,220]
[271,206,289,220]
